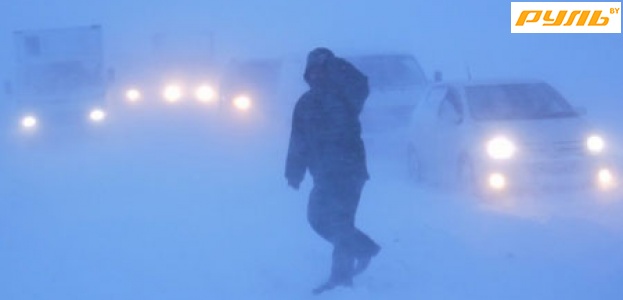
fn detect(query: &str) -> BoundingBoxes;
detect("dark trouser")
[307,178,378,282]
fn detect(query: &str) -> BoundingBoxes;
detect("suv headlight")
[487,137,516,160]
[89,108,107,122]
[163,84,183,102]
[125,88,141,102]
[586,135,605,154]
[21,115,38,129]
[196,85,217,102]
[233,95,252,111]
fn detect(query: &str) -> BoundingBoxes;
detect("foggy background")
[2,1,621,84]
[3,0,620,175]
[2,0,621,128]
[0,1,622,299]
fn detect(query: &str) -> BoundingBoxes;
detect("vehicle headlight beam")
[597,168,615,189]
[196,85,216,102]
[587,135,605,154]
[486,137,516,160]
[233,95,252,111]
[488,173,507,190]
[89,109,106,122]
[163,84,183,102]
[21,115,38,129]
[125,88,142,102]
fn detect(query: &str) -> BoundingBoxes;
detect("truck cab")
[6,25,112,135]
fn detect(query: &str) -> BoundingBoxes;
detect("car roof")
[345,52,417,59]
[431,78,548,90]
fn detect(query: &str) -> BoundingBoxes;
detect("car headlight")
[21,115,38,129]
[196,85,216,102]
[89,109,106,122]
[597,168,615,189]
[486,137,516,160]
[163,84,183,102]
[233,95,252,111]
[125,88,141,102]
[488,172,507,190]
[598,169,613,183]
[586,135,605,154]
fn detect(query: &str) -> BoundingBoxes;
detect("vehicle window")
[348,54,427,90]
[419,86,448,120]
[466,82,577,121]
[437,89,463,124]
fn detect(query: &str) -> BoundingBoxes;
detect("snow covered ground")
[0,102,621,300]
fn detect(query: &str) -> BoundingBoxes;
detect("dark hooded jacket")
[285,49,370,185]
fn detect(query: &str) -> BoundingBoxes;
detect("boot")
[312,247,355,295]
[353,242,381,276]
[312,276,353,295]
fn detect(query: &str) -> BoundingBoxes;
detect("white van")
[406,79,617,195]
[6,25,112,134]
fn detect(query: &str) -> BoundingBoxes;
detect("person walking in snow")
[285,47,381,295]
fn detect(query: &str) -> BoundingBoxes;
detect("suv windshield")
[466,83,578,121]
[348,55,427,90]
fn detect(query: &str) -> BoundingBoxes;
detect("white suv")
[406,79,617,195]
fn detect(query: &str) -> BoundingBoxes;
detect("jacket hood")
[304,47,335,87]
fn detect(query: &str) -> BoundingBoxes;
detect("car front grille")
[521,140,586,159]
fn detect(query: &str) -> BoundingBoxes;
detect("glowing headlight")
[196,85,216,102]
[488,173,507,190]
[163,84,183,102]
[125,88,141,102]
[233,95,252,111]
[486,137,516,160]
[597,168,614,188]
[586,135,605,154]
[21,115,38,129]
[89,109,106,122]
